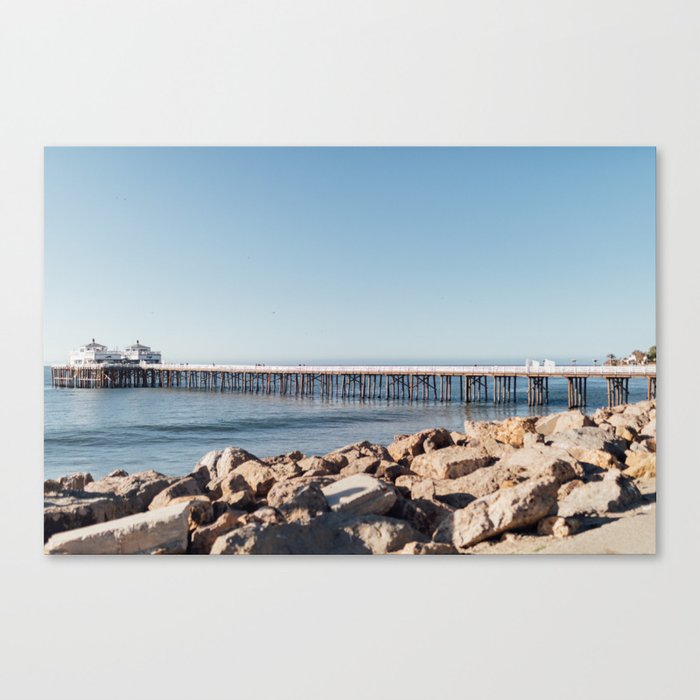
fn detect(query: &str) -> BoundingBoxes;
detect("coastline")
[44,399,656,555]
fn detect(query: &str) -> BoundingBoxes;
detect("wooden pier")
[50,363,656,408]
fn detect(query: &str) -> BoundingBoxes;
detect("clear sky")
[44,147,655,364]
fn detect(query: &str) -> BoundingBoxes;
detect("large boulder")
[59,472,94,491]
[325,441,391,465]
[496,444,584,483]
[535,411,595,436]
[387,429,452,464]
[410,446,492,480]
[492,417,538,448]
[623,452,656,480]
[210,513,422,555]
[557,469,642,517]
[84,470,176,515]
[546,427,628,461]
[44,492,121,542]
[215,446,260,478]
[148,477,203,510]
[321,474,397,517]
[232,460,277,497]
[44,499,201,554]
[340,456,380,476]
[266,480,329,523]
[433,477,560,549]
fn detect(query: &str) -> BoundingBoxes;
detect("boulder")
[216,487,255,512]
[537,515,580,538]
[44,500,201,554]
[84,470,176,515]
[107,468,129,477]
[232,460,277,497]
[148,477,202,510]
[410,446,492,480]
[210,513,422,555]
[374,460,411,481]
[535,411,594,436]
[639,419,656,438]
[624,452,656,480]
[165,495,213,527]
[59,472,94,491]
[434,477,559,549]
[546,427,628,461]
[338,516,426,554]
[435,477,561,548]
[321,474,397,517]
[560,447,623,472]
[297,456,338,475]
[497,444,584,483]
[191,449,222,485]
[190,510,246,554]
[423,429,454,453]
[44,492,121,542]
[492,417,539,448]
[340,456,380,476]
[214,446,260,479]
[557,469,642,517]
[266,481,329,523]
[326,441,390,464]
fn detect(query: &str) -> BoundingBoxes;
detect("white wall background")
[1,2,698,698]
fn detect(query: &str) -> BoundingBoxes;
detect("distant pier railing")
[50,363,656,408]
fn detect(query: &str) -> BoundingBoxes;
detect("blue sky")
[44,147,655,364]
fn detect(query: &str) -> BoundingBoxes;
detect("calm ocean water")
[43,366,649,479]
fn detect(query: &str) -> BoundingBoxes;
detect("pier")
[50,364,656,408]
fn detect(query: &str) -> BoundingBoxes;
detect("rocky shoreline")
[44,400,656,554]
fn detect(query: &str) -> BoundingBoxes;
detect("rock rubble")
[44,399,656,554]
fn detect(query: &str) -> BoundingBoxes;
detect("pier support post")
[567,377,587,409]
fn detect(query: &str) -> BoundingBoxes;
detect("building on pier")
[68,339,161,366]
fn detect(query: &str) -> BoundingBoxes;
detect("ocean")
[43,366,650,479]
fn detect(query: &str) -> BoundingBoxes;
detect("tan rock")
[233,460,277,497]
[563,447,623,471]
[148,477,202,510]
[497,444,584,482]
[624,452,656,479]
[297,456,337,475]
[190,510,246,554]
[321,474,397,516]
[433,477,559,549]
[59,472,94,491]
[215,446,260,479]
[340,456,380,476]
[537,515,580,538]
[386,428,452,463]
[44,500,199,555]
[557,469,642,517]
[410,446,492,480]
[492,416,539,448]
[535,411,594,436]
[266,481,328,523]
[85,470,176,514]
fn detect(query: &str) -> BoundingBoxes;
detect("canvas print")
[44,147,656,555]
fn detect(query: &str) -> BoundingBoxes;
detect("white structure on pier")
[69,339,162,366]
[69,339,125,366]
[124,340,162,364]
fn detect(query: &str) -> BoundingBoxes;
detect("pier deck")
[50,363,656,408]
